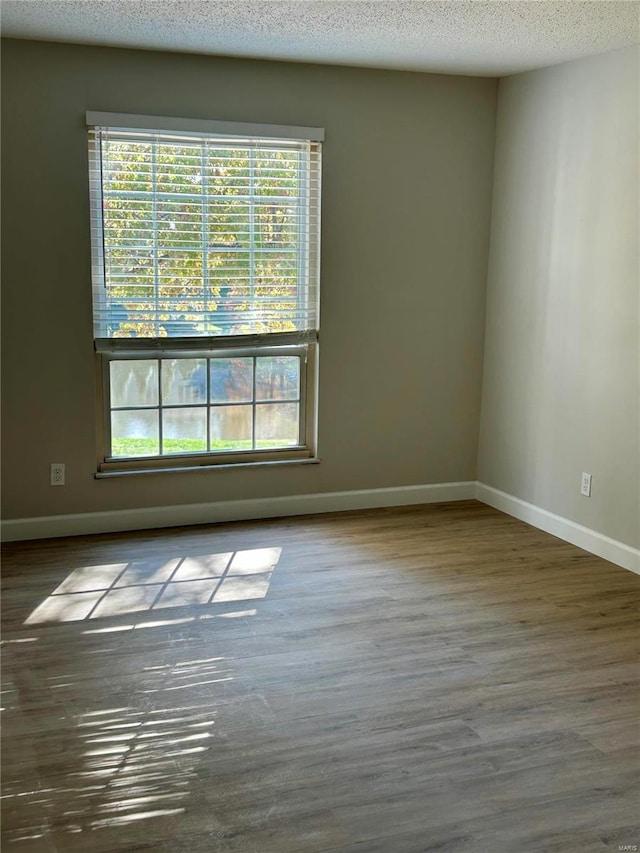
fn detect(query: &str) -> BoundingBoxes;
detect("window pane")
[162,409,207,455]
[157,249,204,334]
[255,202,297,249]
[157,143,202,195]
[254,149,299,198]
[103,200,153,250]
[110,360,158,407]
[210,406,252,451]
[207,252,251,335]
[157,201,202,251]
[103,141,153,194]
[255,357,299,401]
[111,410,159,457]
[106,299,158,338]
[255,403,299,447]
[210,358,253,403]
[207,200,250,247]
[162,359,207,404]
[207,151,250,196]
[254,251,298,299]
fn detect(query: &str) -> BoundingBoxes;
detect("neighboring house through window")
[87,112,322,474]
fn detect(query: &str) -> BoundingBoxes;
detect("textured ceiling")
[1,0,638,77]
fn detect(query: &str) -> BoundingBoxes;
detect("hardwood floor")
[1,500,638,852]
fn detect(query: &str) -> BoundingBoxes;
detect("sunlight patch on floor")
[25,548,281,625]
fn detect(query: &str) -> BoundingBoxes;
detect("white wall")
[478,46,640,548]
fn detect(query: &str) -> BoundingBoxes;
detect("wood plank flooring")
[1,500,639,852]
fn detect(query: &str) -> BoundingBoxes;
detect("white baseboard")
[5,482,636,576]
[1,481,476,542]
[476,482,640,575]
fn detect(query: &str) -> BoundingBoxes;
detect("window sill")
[94,457,320,479]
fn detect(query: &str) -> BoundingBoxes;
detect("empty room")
[1,1,638,851]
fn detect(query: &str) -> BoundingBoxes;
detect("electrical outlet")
[50,463,65,486]
[581,472,592,497]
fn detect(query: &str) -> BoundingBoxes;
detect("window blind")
[88,116,321,348]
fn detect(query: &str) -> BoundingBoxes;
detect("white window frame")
[88,113,322,475]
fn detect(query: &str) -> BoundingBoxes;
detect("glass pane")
[254,251,297,299]
[210,358,253,403]
[162,359,207,404]
[207,200,250,247]
[255,357,300,401]
[210,405,252,451]
[207,252,251,335]
[105,248,154,282]
[255,403,299,447]
[162,408,207,455]
[103,141,153,195]
[111,410,159,457]
[103,201,153,250]
[254,148,299,198]
[207,150,250,196]
[157,201,202,251]
[255,202,297,249]
[157,249,204,336]
[110,360,158,408]
[157,143,202,195]
[105,297,158,338]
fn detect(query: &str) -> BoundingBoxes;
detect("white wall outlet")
[50,463,65,486]
[581,472,592,497]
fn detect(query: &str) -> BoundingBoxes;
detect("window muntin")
[88,115,321,473]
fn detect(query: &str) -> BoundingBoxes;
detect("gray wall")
[478,47,640,548]
[1,39,497,519]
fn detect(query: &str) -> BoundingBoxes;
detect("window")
[87,113,322,473]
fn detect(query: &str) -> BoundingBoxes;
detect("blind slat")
[95,329,318,354]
